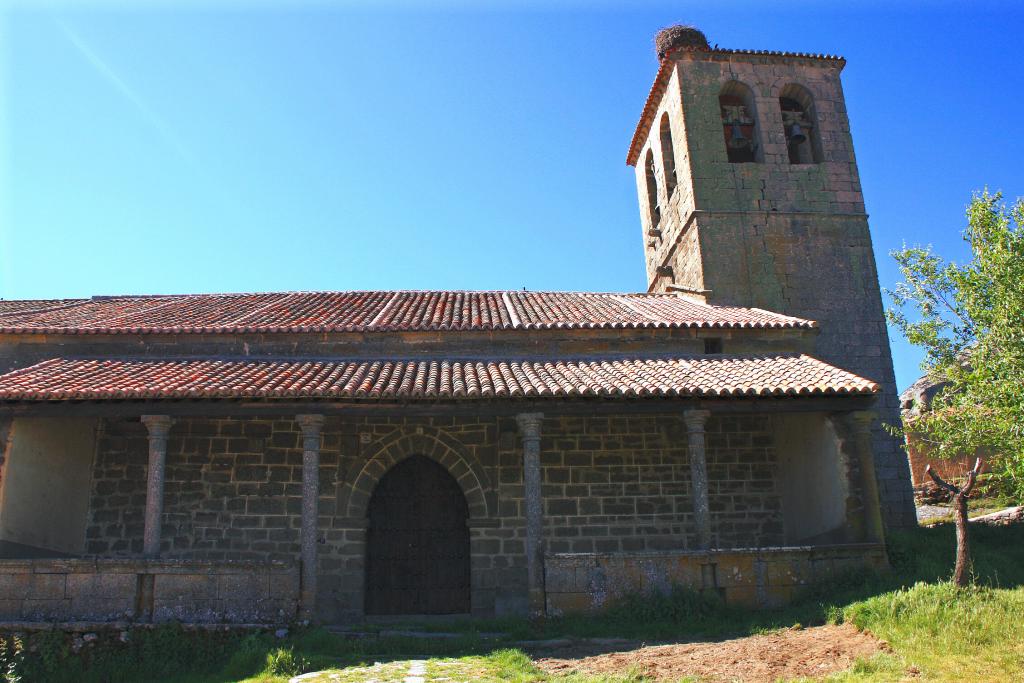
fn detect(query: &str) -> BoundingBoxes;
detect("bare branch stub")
[924,458,984,497]
[961,458,984,497]
[925,464,960,494]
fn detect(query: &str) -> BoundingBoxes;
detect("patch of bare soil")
[533,624,885,683]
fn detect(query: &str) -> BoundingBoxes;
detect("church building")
[0,27,913,624]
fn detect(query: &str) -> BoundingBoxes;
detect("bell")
[728,123,748,149]
[788,123,807,145]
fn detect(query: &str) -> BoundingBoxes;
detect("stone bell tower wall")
[632,65,700,290]
[629,46,916,528]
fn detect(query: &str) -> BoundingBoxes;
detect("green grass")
[3,523,1022,682]
[841,583,1024,681]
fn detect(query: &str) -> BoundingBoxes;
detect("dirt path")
[534,624,885,682]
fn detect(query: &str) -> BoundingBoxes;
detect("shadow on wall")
[0,418,96,557]
[0,540,71,559]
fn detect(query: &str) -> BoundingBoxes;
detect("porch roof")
[0,354,877,402]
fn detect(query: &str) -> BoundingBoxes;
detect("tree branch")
[961,458,984,497]
[934,288,973,332]
[925,464,960,494]
[925,458,984,497]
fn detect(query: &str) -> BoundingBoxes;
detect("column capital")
[0,417,13,455]
[847,410,876,431]
[516,412,544,439]
[141,415,173,437]
[683,409,711,432]
[296,414,325,435]
[829,410,876,437]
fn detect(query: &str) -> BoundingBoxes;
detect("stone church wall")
[84,413,783,619]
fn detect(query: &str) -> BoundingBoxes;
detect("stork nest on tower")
[654,25,710,58]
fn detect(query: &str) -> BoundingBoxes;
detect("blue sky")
[1,1,1021,390]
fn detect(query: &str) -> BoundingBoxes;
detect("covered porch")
[0,354,887,624]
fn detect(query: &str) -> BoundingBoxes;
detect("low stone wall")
[545,543,888,614]
[0,559,297,624]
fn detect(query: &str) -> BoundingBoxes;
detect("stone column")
[516,412,545,619]
[0,417,13,472]
[141,415,173,558]
[683,409,712,550]
[297,414,325,621]
[834,411,886,544]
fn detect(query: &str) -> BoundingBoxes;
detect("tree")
[925,458,982,586]
[887,191,1024,500]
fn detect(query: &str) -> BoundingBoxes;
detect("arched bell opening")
[719,80,761,163]
[779,83,823,164]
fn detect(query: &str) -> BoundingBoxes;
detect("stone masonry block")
[715,554,757,588]
[0,573,30,600]
[21,598,72,621]
[762,584,794,607]
[270,569,301,598]
[68,597,136,621]
[767,557,811,586]
[153,600,220,624]
[27,573,67,600]
[723,585,758,608]
[544,564,577,593]
[0,600,21,620]
[218,572,270,601]
[154,573,218,602]
[546,592,596,616]
[665,556,703,587]
[66,572,136,600]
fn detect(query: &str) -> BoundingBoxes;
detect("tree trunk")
[926,458,982,588]
[952,491,971,587]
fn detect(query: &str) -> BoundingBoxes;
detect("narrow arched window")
[644,149,660,227]
[719,81,760,163]
[779,84,822,164]
[659,114,677,197]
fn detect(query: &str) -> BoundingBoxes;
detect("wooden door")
[365,455,471,615]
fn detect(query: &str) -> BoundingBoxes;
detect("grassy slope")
[839,584,1024,681]
[6,523,1023,682]
[832,522,1024,681]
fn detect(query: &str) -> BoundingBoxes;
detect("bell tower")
[627,26,915,528]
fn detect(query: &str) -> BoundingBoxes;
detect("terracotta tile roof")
[0,354,877,401]
[711,48,843,61]
[625,48,844,166]
[0,291,814,334]
[626,57,676,167]
[0,299,83,316]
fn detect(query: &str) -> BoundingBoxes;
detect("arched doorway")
[364,455,471,615]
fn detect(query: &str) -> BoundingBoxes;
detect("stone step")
[323,627,639,650]
[325,627,508,641]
